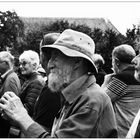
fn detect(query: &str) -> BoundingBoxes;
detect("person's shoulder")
[6,70,19,80]
[82,83,111,111]
[30,73,45,87]
[87,83,110,102]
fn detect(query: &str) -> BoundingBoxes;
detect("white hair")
[19,50,40,69]
[0,51,14,68]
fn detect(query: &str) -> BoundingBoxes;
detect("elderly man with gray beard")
[0,29,118,138]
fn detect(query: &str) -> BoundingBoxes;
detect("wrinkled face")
[47,49,75,92]
[19,59,34,76]
[132,54,140,82]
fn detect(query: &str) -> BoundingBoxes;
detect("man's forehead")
[52,49,62,54]
[43,48,64,58]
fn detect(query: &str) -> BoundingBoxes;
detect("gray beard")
[48,72,69,92]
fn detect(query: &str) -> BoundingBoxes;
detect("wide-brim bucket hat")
[41,29,98,74]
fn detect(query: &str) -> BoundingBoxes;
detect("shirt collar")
[1,68,13,79]
[62,73,96,104]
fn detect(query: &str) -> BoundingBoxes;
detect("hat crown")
[54,29,95,60]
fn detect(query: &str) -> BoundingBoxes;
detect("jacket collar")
[23,72,38,80]
[1,68,13,79]
[1,69,14,82]
[62,73,96,105]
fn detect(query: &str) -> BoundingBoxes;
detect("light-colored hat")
[41,29,97,73]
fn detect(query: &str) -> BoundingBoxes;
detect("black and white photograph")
[0,0,140,138]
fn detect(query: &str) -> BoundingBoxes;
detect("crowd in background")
[0,29,140,138]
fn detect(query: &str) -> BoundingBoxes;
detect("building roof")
[21,17,121,35]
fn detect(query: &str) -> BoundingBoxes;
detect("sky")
[0,1,140,35]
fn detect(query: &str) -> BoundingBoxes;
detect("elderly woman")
[19,50,45,117]
[8,50,45,138]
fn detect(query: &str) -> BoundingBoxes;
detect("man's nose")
[131,57,137,65]
[47,58,55,70]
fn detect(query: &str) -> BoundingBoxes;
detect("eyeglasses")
[19,61,29,66]
[0,61,7,64]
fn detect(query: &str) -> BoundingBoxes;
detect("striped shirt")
[104,66,140,138]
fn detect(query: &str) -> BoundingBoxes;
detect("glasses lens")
[19,61,28,66]
[0,61,6,64]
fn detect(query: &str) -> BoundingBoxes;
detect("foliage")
[125,25,140,54]
[22,29,43,54]
[47,20,70,33]
[0,11,24,54]
[17,19,127,73]
[70,23,92,36]
[125,25,137,47]
[93,29,125,73]
[0,11,129,74]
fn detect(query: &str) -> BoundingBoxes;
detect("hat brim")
[41,44,98,74]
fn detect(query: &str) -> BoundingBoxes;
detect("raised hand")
[0,91,34,131]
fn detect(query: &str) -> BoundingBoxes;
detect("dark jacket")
[33,83,61,133]
[96,68,106,86]
[24,74,118,138]
[20,72,44,117]
[0,70,21,97]
[0,70,21,138]
[105,66,140,138]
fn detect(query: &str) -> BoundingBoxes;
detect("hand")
[0,92,34,133]
[0,91,28,123]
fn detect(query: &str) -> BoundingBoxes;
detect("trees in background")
[22,20,126,73]
[1,10,139,73]
[125,25,140,54]
[94,29,125,73]
[0,11,24,55]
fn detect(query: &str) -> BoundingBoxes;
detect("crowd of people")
[0,29,140,138]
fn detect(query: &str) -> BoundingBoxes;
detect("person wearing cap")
[33,33,61,134]
[0,29,117,138]
[101,44,140,138]
[39,32,61,73]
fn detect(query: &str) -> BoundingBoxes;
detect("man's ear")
[115,57,120,66]
[73,58,83,69]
